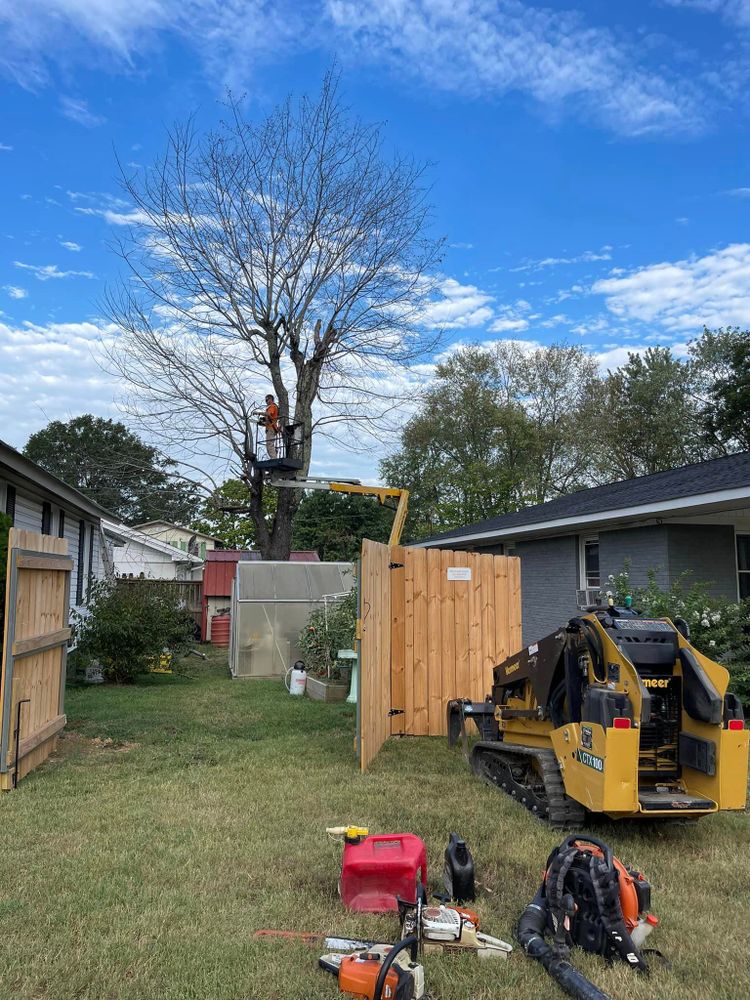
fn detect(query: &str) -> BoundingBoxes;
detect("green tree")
[593,347,707,481]
[690,327,750,452]
[380,343,597,539]
[192,479,276,550]
[291,490,393,560]
[24,415,199,524]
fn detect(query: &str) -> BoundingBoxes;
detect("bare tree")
[106,71,442,558]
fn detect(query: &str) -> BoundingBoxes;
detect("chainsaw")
[319,936,424,1000]
[398,898,512,959]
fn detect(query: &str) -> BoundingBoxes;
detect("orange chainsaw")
[319,935,423,1000]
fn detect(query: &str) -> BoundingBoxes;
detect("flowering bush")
[606,566,750,701]
[298,590,357,678]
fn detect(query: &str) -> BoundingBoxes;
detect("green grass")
[0,647,748,999]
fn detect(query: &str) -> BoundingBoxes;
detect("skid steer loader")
[447,604,749,825]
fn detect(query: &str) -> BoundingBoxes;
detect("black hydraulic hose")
[373,935,418,1000]
[517,888,613,1000]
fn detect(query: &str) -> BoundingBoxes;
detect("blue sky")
[2,0,750,482]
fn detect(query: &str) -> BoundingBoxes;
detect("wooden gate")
[359,539,521,771]
[0,529,72,789]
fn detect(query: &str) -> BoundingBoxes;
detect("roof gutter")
[413,485,750,548]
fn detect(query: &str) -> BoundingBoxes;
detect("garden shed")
[228,561,354,679]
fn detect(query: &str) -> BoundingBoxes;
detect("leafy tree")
[106,71,441,560]
[24,415,199,524]
[291,490,393,560]
[690,327,750,452]
[192,479,276,550]
[381,343,597,538]
[73,579,195,684]
[592,347,708,481]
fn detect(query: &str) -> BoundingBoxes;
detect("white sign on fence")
[447,567,472,581]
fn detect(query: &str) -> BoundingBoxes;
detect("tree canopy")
[291,490,393,561]
[23,415,199,524]
[106,71,442,559]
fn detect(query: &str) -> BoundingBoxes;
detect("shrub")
[606,566,750,701]
[73,579,196,684]
[298,590,357,678]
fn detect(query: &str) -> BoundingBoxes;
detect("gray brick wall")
[667,524,738,601]
[513,536,580,645]
[599,524,669,592]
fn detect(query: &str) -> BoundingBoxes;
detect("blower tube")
[516,889,613,1000]
[373,935,418,1000]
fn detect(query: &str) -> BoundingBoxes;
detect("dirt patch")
[52,732,141,759]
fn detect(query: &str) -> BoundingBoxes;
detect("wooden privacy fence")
[0,529,72,789]
[359,539,521,771]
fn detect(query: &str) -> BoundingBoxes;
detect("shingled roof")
[419,450,750,546]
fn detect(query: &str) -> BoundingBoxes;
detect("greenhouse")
[228,560,355,679]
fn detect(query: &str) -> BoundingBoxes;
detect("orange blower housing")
[542,835,657,970]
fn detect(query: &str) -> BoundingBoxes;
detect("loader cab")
[252,421,304,474]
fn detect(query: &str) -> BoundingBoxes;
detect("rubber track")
[470,741,586,829]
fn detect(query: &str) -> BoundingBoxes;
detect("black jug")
[444,832,475,903]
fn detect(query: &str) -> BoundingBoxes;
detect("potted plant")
[299,591,356,702]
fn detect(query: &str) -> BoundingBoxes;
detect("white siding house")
[0,438,113,615]
[103,520,204,581]
[133,521,221,560]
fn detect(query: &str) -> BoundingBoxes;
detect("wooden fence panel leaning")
[358,540,521,770]
[0,528,73,789]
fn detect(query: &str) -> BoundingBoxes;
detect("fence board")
[0,529,70,789]
[359,541,522,767]
[426,549,442,735]
[390,547,405,737]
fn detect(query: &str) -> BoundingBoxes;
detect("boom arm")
[268,477,410,546]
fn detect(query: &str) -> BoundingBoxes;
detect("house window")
[5,484,16,524]
[738,535,750,601]
[41,501,52,535]
[58,509,66,539]
[200,541,206,559]
[76,520,86,605]
[580,535,600,590]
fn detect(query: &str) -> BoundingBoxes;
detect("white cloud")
[59,96,106,127]
[449,241,474,250]
[0,1,708,137]
[510,248,612,272]
[724,187,750,197]
[0,143,12,151]
[591,243,750,331]
[662,0,750,26]
[75,205,150,226]
[487,297,534,333]
[421,277,494,329]
[327,0,703,137]
[13,261,95,281]
[0,318,120,447]
[59,240,83,251]
[3,286,28,299]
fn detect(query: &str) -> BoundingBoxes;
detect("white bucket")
[285,662,307,696]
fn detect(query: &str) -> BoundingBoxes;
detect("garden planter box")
[306,675,349,702]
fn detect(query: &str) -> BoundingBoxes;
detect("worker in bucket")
[254,394,280,458]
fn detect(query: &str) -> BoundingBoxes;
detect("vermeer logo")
[576,749,604,772]
[505,661,520,675]
[643,678,670,689]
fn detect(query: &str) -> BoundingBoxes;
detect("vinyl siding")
[0,473,104,614]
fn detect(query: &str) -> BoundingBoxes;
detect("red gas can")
[339,834,428,913]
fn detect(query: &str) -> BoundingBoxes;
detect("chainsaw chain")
[470,742,586,829]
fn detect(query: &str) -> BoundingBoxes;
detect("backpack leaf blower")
[516,835,658,1000]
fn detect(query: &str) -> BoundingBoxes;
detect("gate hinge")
[388,708,405,717]
[388,562,404,570]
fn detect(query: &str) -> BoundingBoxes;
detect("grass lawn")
[0,646,748,1000]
